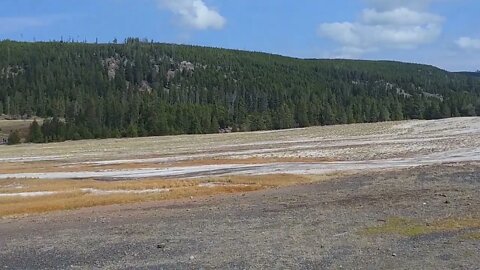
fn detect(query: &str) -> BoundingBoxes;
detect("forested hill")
[1,39,480,143]
[455,71,480,78]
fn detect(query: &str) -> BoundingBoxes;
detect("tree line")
[1,39,479,144]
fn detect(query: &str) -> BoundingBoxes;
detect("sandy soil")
[0,163,479,269]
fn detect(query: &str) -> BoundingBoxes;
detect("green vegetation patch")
[461,231,480,240]
[363,217,480,237]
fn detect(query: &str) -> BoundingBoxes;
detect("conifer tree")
[28,119,44,143]
[7,130,21,145]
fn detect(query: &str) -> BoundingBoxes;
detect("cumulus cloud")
[157,0,226,30]
[318,0,443,57]
[319,18,441,49]
[365,0,434,11]
[456,37,480,50]
[361,8,442,26]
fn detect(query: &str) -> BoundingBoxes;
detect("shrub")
[7,130,21,145]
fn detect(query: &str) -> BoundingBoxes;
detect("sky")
[0,0,479,71]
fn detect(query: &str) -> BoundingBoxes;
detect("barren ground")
[0,117,479,180]
[0,164,479,269]
[0,117,479,217]
[0,118,479,269]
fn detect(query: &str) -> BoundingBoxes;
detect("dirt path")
[1,163,479,269]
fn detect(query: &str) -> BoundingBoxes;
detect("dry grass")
[0,161,68,174]
[0,119,35,130]
[0,185,259,218]
[462,232,480,240]
[0,178,200,193]
[0,174,334,218]
[217,173,329,187]
[0,161,163,174]
[0,119,42,138]
[363,217,480,237]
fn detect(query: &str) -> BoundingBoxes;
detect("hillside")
[1,39,479,143]
[455,71,480,78]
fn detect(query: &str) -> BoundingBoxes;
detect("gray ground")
[1,163,479,269]
[2,117,480,181]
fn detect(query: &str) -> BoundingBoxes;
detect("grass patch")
[363,217,480,237]
[462,231,480,240]
[0,174,333,218]
[0,185,260,218]
[0,178,200,193]
[219,173,329,187]
[0,119,42,138]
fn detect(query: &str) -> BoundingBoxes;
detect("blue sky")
[0,0,479,71]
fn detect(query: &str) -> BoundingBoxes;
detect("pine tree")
[126,124,138,137]
[28,119,44,143]
[379,106,391,122]
[210,115,220,133]
[7,130,21,145]
[391,102,404,121]
[440,102,451,118]
[295,101,309,127]
[323,104,335,125]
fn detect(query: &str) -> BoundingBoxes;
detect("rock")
[157,243,166,249]
[189,255,195,260]
[392,253,397,257]
[444,200,450,204]
[179,61,195,73]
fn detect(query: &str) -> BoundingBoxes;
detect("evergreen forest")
[1,39,479,143]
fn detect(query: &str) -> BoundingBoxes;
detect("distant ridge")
[455,71,480,78]
[0,39,479,143]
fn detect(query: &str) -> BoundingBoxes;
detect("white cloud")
[456,37,480,50]
[362,8,442,26]
[318,1,443,58]
[158,0,226,30]
[319,20,441,49]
